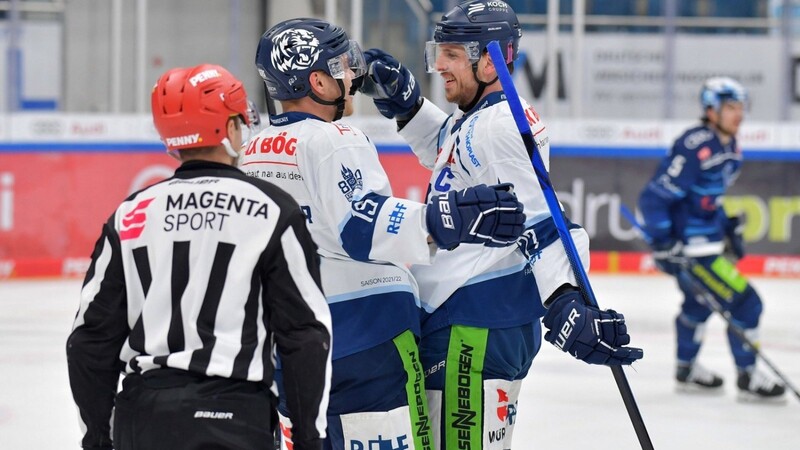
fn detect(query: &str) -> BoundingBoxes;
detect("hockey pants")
[113,369,276,450]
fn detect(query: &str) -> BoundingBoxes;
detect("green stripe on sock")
[445,325,488,450]
[394,330,434,450]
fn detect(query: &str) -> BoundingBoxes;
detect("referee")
[66,64,332,450]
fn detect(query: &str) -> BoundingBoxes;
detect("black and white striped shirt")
[67,160,331,449]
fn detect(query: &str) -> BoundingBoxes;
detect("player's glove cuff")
[543,290,644,366]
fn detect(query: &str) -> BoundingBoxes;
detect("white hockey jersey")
[400,93,590,334]
[240,111,434,359]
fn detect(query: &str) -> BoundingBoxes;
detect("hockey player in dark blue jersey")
[638,77,785,400]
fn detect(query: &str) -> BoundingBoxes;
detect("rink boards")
[1,115,799,278]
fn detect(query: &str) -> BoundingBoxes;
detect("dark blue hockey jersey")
[638,124,742,257]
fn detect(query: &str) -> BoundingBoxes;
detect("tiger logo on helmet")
[270,28,322,73]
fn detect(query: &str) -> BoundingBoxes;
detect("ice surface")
[1,275,798,449]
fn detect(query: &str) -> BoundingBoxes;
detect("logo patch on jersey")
[465,115,482,168]
[333,122,355,135]
[338,165,363,201]
[697,146,711,161]
[386,203,407,234]
[270,28,321,73]
[683,129,713,149]
[518,228,541,268]
[120,198,155,241]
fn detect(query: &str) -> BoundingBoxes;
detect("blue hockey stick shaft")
[620,204,800,402]
[486,41,654,450]
[619,204,650,243]
[487,45,596,305]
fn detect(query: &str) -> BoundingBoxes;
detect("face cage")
[425,41,481,73]
[327,40,367,80]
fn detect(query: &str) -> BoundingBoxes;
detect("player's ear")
[225,116,239,140]
[309,71,327,97]
[480,52,498,81]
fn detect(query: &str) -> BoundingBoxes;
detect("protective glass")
[424,41,481,73]
[327,40,367,80]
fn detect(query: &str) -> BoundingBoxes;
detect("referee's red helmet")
[151,64,251,154]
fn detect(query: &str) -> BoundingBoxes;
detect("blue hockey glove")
[361,48,421,120]
[426,183,525,250]
[650,239,685,276]
[543,290,643,366]
[723,214,745,260]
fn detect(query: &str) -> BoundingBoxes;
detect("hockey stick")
[486,41,654,449]
[620,204,800,402]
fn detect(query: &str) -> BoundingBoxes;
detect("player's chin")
[443,88,459,103]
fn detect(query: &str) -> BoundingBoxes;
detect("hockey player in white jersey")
[360,1,644,448]
[245,18,527,450]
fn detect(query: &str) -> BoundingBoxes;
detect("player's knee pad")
[676,311,710,334]
[676,314,708,363]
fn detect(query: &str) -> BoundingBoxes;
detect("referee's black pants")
[113,369,276,450]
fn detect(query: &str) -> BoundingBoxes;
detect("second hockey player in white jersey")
[246,18,527,450]
[361,1,644,449]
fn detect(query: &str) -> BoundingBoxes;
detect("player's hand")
[543,290,643,366]
[650,239,685,275]
[360,48,421,120]
[426,183,525,250]
[723,214,745,260]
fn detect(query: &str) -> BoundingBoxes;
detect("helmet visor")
[327,40,367,80]
[240,100,263,148]
[424,41,481,73]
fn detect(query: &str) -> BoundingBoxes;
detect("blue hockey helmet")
[426,0,522,73]
[700,77,748,112]
[256,18,366,101]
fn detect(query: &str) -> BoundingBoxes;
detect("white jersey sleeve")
[398,98,449,170]
[407,94,589,311]
[303,124,433,265]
